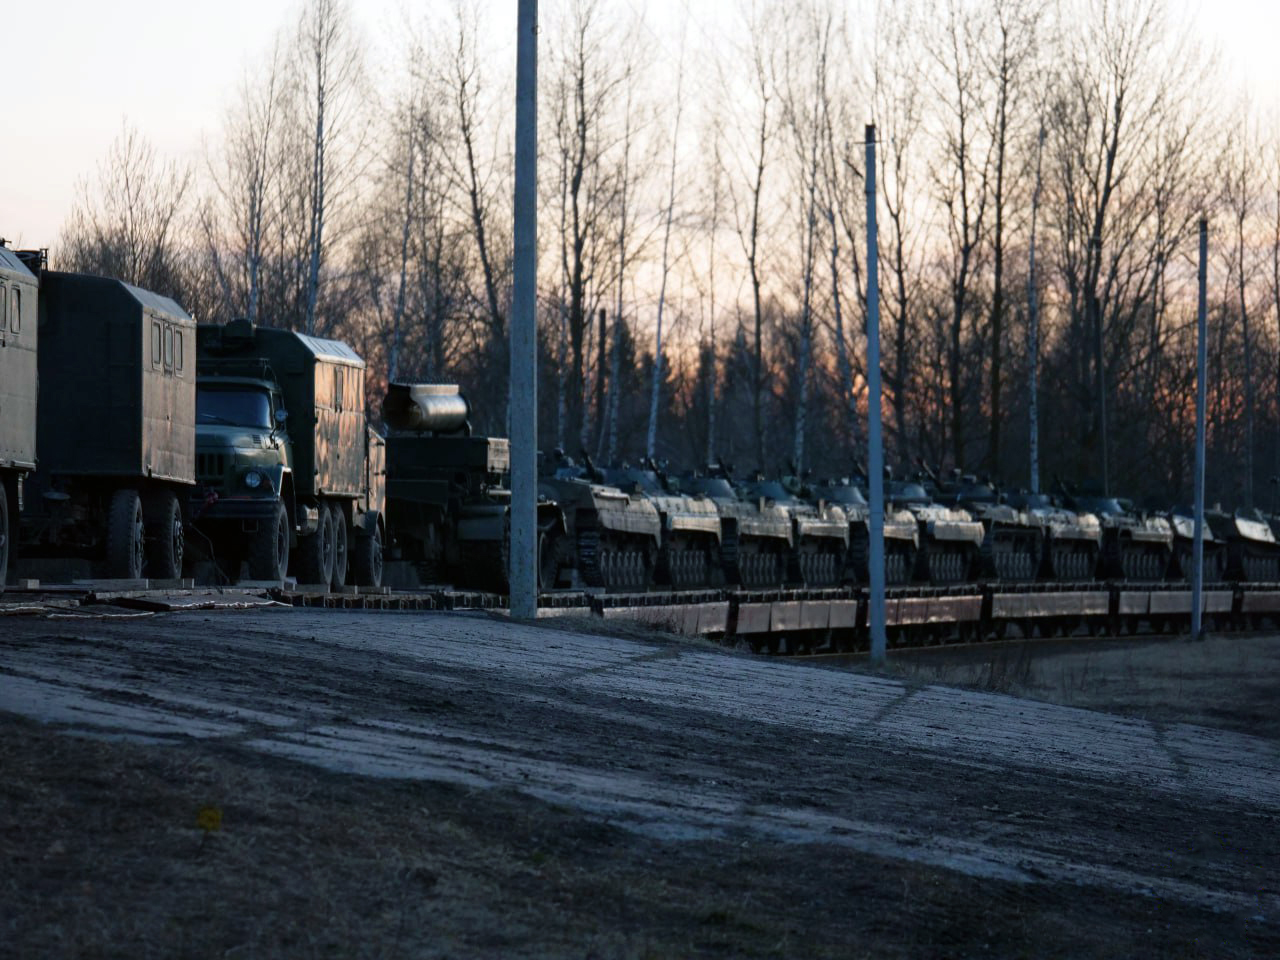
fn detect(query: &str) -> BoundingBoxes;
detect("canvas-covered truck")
[0,246,40,589]
[193,319,385,588]
[17,269,195,580]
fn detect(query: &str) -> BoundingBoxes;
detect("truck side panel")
[37,273,195,483]
[0,253,38,472]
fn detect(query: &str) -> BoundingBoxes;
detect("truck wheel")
[538,531,563,590]
[247,502,290,582]
[293,504,334,587]
[143,490,184,580]
[352,523,384,588]
[0,484,9,591]
[330,504,349,589]
[106,489,146,580]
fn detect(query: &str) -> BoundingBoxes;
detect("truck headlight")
[243,470,265,490]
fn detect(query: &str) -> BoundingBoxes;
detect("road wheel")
[247,501,290,581]
[352,523,384,588]
[0,484,9,591]
[293,503,334,586]
[330,504,349,589]
[106,489,146,579]
[143,490,184,580]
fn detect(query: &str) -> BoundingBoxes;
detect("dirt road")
[2,607,1278,957]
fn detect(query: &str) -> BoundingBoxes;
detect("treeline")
[56,0,1280,508]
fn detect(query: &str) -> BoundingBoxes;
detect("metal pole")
[865,125,887,664]
[509,0,539,620]
[1192,218,1208,640]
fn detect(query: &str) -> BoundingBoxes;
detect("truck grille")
[196,453,227,479]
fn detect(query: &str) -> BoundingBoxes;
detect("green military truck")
[0,246,40,589]
[193,319,385,588]
[17,268,195,580]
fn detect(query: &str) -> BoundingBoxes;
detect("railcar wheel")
[106,489,146,580]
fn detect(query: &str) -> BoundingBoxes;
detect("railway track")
[8,578,1280,654]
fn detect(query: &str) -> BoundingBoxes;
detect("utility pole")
[865,125,886,665]
[509,0,538,620]
[1192,218,1208,641]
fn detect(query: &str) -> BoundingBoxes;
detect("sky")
[2,0,1279,250]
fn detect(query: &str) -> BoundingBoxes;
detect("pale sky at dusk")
[2,0,1278,250]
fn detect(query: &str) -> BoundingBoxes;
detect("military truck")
[0,246,40,589]
[382,382,565,591]
[17,268,195,580]
[193,320,384,588]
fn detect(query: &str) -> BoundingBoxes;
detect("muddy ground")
[1,606,1278,958]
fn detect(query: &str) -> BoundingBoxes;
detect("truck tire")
[247,501,290,582]
[0,483,10,591]
[293,503,334,587]
[330,504,348,589]
[352,523,383,588]
[106,489,146,580]
[143,490,184,580]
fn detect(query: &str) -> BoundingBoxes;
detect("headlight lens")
[243,470,264,490]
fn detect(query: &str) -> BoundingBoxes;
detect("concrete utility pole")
[509,0,539,620]
[1192,218,1208,641]
[865,125,887,664]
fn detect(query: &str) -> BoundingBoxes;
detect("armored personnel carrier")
[1060,489,1172,580]
[603,462,721,589]
[886,476,985,584]
[681,466,793,588]
[927,469,1042,581]
[540,454,660,592]
[809,479,918,585]
[740,475,849,587]
[1203,509,1279,582]
[1003,492,1102,581]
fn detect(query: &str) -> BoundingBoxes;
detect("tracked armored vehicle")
[540,455,660,592]
[1061,491,1172,581]
[681,468,794,588]
[928,470,1042,581]
[383,384,565,592]
[1004,492,1102,581]
[809,479,918,585]
[737,476,849,587]
[603,463,721,589]
[886,478,985,584]
[1203,509,1279,582]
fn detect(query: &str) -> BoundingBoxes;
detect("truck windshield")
[197,388,272,429]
